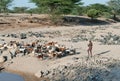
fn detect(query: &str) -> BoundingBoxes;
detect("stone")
[67,70,77,80]
[35,71,42,78]
[100,33,120,45]
[11,34,18,38]
[20,33,27,39]
[58,65,67,71]
[72,57,79,60]
[35,70,50,78]
[0,56,5,62]
[3,56,7,62]
[1,35,5,37]
[42,70,50,76]
[0,49,3,55]
[9,49,17,59]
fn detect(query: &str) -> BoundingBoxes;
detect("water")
[0,72,24,81]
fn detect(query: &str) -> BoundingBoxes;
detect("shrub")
[103,12,112,19]
[87,9,100,20]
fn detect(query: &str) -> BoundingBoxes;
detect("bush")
[103,12,112,19]
[87,9,100,20]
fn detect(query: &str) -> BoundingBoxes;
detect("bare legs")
[87,41,93,58]
[87,48,92,57]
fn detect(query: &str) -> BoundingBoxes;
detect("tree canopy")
[87,9,100,20]
[30,0,83,24]
[107,0,120,19]
[88,3,110,13]
[12,7,28,13]
[30,0,83,15]
[0,0,13,13]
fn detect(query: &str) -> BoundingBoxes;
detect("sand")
[1,21,120,81]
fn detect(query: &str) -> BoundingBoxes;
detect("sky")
[82,0,109,5]
[10,0,109,9]
[10,0,36,9]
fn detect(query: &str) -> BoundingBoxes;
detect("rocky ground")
[0,14,120,81]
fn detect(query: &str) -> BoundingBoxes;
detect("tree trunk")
[91,17,94,21]
[113,14,116,20]
[30,12,33,16]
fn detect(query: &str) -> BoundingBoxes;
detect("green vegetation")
[71,6,84,15]
[87,3,110,13]
[12,7,28,13]
[30,0,83,14]
[82,3,111,20]
[30,0,83,24]
[107,0,120,20]
[0,0,13,14]
[87,9,100,20]
[0,0,120,23]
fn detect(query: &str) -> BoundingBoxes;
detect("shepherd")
[87,40,93,57]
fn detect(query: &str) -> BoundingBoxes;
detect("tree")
[0,0,13,13]
[30,0,83,24]
[83,3,111,17]
[88,3,110,13]
[30,0,82,14]
[12,7,28,13]
[87,9,100,20]
[71,6,84,15]
[107,0,120,19]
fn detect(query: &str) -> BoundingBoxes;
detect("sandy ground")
[0,22,120,81]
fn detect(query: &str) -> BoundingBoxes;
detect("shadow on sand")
[63,16,111,26]
[96,50,110,55]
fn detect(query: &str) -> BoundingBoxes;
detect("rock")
[0,39,5,41]
[1,34,5,37]
[42,70,50,76]
[20,33,27,39]
[9,49,17,59]
[58,65,67,71]
[3,56,7,62]
[72,57,79,60]
[6,34,10,37]
[0,56,5,62]
[11,34,18,38]
[67,70,77,80]
[0,41,5,46]
[100,33,120,45]
[35,71,42,78]
[35,70,50,78]
[0,49,3,55]
[90,74,103,81]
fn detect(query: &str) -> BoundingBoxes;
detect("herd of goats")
[0,40,76,61]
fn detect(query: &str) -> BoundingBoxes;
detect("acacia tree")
[84,3,111,19]
[107,0,120,19]
[30,0,83,24]
[12,7,28,13]
[87,9,100,20]
[88,3,110,14]
[0,0,13,13]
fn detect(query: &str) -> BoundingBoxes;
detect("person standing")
[87,40,93,57]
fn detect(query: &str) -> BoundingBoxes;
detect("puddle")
[0,72,24,81]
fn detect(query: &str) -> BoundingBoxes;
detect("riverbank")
[4,55,120,81]
[1,22,120,80]
[4,69,49,81]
